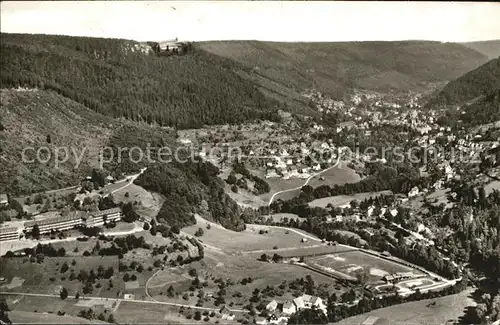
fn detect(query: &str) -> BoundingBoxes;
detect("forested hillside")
[134,162,246,231]
[462,40,500,60]
[0,33,280,129]
[428,58,500,106]
[198,40,489,97]
[0,88,246,230]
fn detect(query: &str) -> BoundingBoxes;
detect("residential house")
[179,138,192,146]
[293,296,305,310]
[408,187,420,198]
[255,317,268,325]
[309,296,325,309]
[0,194,8,207]
[266,300,278,312]
[282,301,296,315]
[220,306,231,315]
[267,314,282,324]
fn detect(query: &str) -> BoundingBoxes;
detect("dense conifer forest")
[0,33,281,129]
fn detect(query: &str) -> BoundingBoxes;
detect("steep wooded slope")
[429,58,500,106]
[0,89,245,230]
[0,33,280,129]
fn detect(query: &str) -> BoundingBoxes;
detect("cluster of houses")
[0,207,122,242]
[254,294,326,325]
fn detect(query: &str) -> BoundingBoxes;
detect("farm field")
[146,249,344,309]
[182,216,319,253]
[8,310,106,324]
[2,294,115,321]
[0,256,122,297]
[115,301,191,324]
[309,190,393,208]
[307,250,423,283]
[334,287,476,325]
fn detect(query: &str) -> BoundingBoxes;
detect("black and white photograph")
[0,1,499,324]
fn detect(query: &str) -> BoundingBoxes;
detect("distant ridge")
[198,40,489,97]
[428,58,500,106]
[461,40,500,60]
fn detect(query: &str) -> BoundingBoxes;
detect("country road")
[0,291,245,313]
[267,161,347,206]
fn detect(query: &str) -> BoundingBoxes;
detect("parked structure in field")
[0,194,8,207]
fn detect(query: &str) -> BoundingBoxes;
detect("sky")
[1,1,500,43]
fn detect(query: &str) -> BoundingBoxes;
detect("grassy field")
[3,294,114,323]
[115,301,189,324]
[147,249,344,309]
[111,183,165,221]
[0,256,122,297]
[182,216,319,253]
[485,180,500,195]
[307,250,422,283]
[309,191,393,208]
[306,164,361,188]
[334,287,476,325]
[8,310,107,324]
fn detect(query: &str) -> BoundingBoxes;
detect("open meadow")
[182,216,320,253]
[309,190,393,208]
[0,256,122,297]
[334,287,477,325]
[111,183,165,221]
[3,294,114,323]
[146,249,345,310]
[306,163,361,188]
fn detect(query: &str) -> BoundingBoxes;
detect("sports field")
[307,250,422,283]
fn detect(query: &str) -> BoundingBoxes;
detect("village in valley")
[1,75,498,324]
[1,3,500,325]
